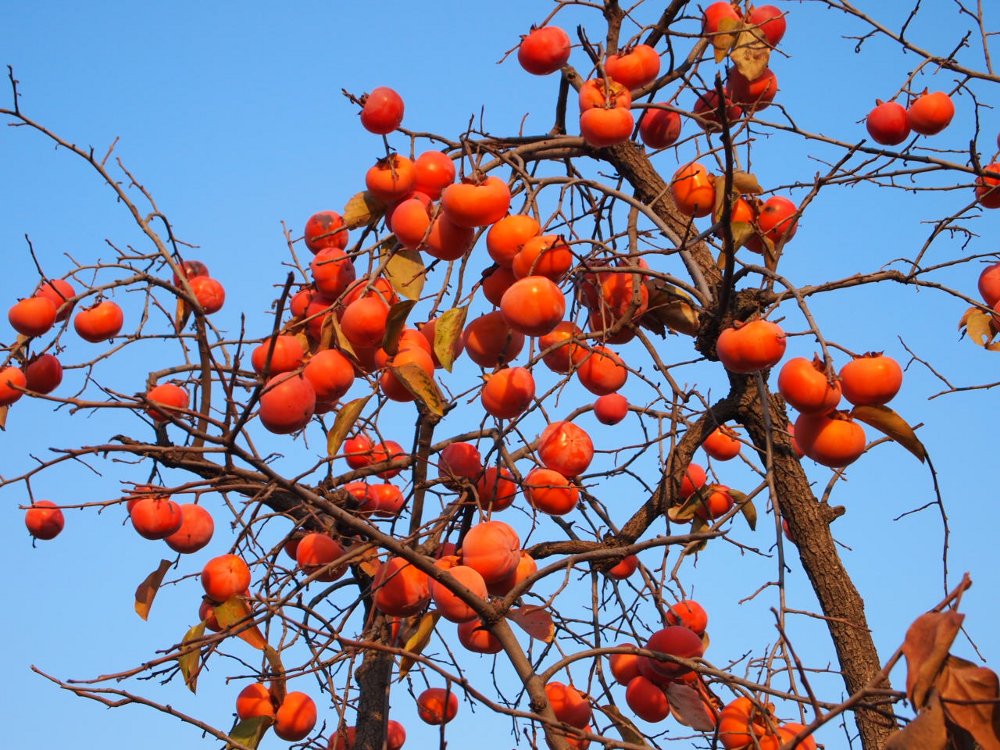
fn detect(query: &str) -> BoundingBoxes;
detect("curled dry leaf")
[343,190,385,229]
[902,610,964,706]
[729,23,771,82]
[384,248,426,301]
[884,691,948,750]
[134,558,172,621]
[398,611,440,680]
[936,655,1000,750]
[732,489,756,530]
[851,404,927,463]
[433,305,468,372]
[214,596,269,651]
[713,17,743,62]
[665,681,717,732]
[326,395,372,458]
[178,620,206,694]
[508,605,555,642]
[390,362,446,416]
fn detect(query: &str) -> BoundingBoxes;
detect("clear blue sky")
[2,2,998,749]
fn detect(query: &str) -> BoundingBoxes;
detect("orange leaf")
[937,655,1000,750]
[852,404,927,462]
[508,606,555,642]
[134,559,172,621]
[665,682,717,732]
[902,611,964,706]
[884,692,948,750]
[214,596,269,651]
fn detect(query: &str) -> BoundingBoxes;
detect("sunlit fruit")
[538,420,594,477]
[748,4,787,46]
[794,411,867,468]
[777,356,842,413]
[545,681,592,728]
[201,554,250,603]
[360,86,404,134]
[643,625,705,679]
[605,44,660,89]
[463,311,526,367]
[441,175,511,228]
[259,373,316,434]
[8,296,57,337]
[457,618,503,654]
[703,2,741,34]
[373,557,431,616]
[413,150,456,199]
[303,348,355,402]
[540,321,586,373]
[164,503,215,553]
[34,278,75,321]
[577,345,628,395]
[518,26,572,76]
[694,485,735,521]
[610,647,642,685]
[236,682,275,720]
[438,441,484,486]
[189,276,225,314]
[74,300,124,343]
[593,393,628,425]
[130,495,184,540]
[304,210,349,253]
[666,600,708,636]
[274,691,317,741]
[145,382,189,422]
[975,162,1000,209]
[626,675,670,723]
[866,100,910,146]
[251,334,306,376]
[524,467,580,515]
[716,319,786,373]
[430,563,488,623]
[366,154,416,203]
[487,214,541,267]
[416,687,459,725]
[907,91,954,136]
[671,162,716,217]
[461,520,521,584]
[310,247,357,299]
[639,106,682,149]
[579,106,635,148]
[23,354,62,394]
[0,366,27,406]
[607,554,639,580]
[25,500,64,540]
[475,466,518,512]
[500,275,567,337]
[839,353,903,406]
[511,234,573,281]
[481,366,535,419]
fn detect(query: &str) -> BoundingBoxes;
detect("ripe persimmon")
[461,520,521,584]
[727,68,778,112]
[539,321,586,373]
[457,618,503,654]
[0,366,27,406]
[839,353,903,406]
[481,265,518,306]
[145,383,189,422]
[304,210,349,253]
[639,106,682,149]
[500,276,567,337]
[715,319,786,373]
[296,532,346,581]
[25,500,64,540]
[579,106,635,148]
[416,687,459,725]
[310,247,357,299]
[389,196,431,249]
[189,276,225,314]
[576,344,628,395]
[718,696,777,750]
[303,348,355,402]
[441,175,511,228]
[702,425,742,461]
[438,441,484,486]
[670,162,716,217]
[610,647,642,685]
[23,354,62,394]
[164,503,214,553]
[866,100,910,145]
[340,295,391,350]
[777,356,842,413]
[430,563,488,623]
[362,482,406,518]
[8,296,57,337]
[703,2,740,34]
[907,91,954,136]
[594,393,628,425]
[475,466,518,511]
[794,411,867,468]
[251,334,306,376]
[978,262,1000,306]
[365,154,415,203]
[524,467,580,515]
[578,78,632,110]
[546,682,592,728]
[34,278,76,321]
[423,213,476,260]
[259,373,316,434]
[517,26,572,76]
[680,462,707,498]
[606,554,639,579]
[236,682,275,720]
[201,553,251,602]
[74,300,124,343]
[605,44,660,89]
[755,196,799,246]
[481,366,535,419]
[360,86,404,135]
[538,420,594,477]
[666,600,708,636]
[487,214,541,267]
[130,496,184,540]
[463,311,526,367]
[343,434,374,469]
[643,625,704,679]
[373,556,431,617]
[371,439,406,478]
[694,485,735,521]
[511,234,573,280]
[625,675,670,723]
[486,550,537,596]
[976,162,1000,209]
[274,691,317,741]
[413,150,456,199]
[692,90,743,128]
[378,346,436,402]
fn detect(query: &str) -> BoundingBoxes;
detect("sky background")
[2,2,999,749]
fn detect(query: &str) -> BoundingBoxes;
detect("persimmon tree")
[4,2,1000,749]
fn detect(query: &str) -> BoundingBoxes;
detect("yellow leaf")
[327,395,372,458]
[382,300,418,355]
[398,611,440,680]
[713,17,742,61]
[229,715,271,749]
[433,306,468,372]
[178,621,206,693]
[961,308,997,348]
[732,171,763,194]
[729,24,771,82]
[851,404,927,463]
[508,605,555,642]
[343,190,385,230]
[731,489,756,530]
[175,296,191,333]
[0,404,8,431]
[134,559,172,621]
[214,596,269,651]
[390,362,446,416]
[384,248,426,301]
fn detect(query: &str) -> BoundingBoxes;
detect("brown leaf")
[713,17,742,62]
[665,682,717,731]
[229,715,271,749]
[134,559,172,620]
[683,515,711,556]
[382,299,418,355]
[903,611,965,706]
[343,190,385,229]
[730,24,771,82]
[599,704,649,747]
[384,248,426,301]
[885,692,948,750]
[962,309,997,348]
[178,621,206,694]
[508,605,555,642]
[852,404,927,463]
[712,175,728,221]
[214,596,269,651]
[0,404,8,431]
[732,171,763,194]
[175,296,191,333]
[398,611,440,680]
[937,655,1000,750]
[264,645,286,705]
[390,362,446,416]
[731,489,756,530]
[326,395,372,458]
[433,306,468,372]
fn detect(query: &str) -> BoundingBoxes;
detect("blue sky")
[2,2,999,749]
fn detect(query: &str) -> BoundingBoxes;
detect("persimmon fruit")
[164,503,214,553]
[416,687,459,725]
[518,26,572,76]
[360,86,404,134]
[201,553,252,602]
[8,296,57,337]
[839,353,903,406]
[25,500,64,540]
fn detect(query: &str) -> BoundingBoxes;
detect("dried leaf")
[228,715,271,750]
[214,596,269,651]
[434,306,468,372]
[713,17,742,61]
[937,655,1000,750]
[665,682,717,732]
[885,692,948,750]
[508,605,555,642]
[961,309,997,348]
[382,299,417,356]
[343,190,385,230]
[852,404,927,463]
[384,248,426,301]
[667,486,704,523]
[326,395,372,458]
[264,645,286,705]
[178,621,206,693]
[712,175,728,220]
[683,515,710,556]
[732,171,763,194]
[903,611,965,706]
[390,362,446,416]
[351,545,382,577]
[731,489,756,530]
[599,704,649,747]
[134,559,172,620]
[730,23,771,82]
[398,611,440,680]
[175,296,191,333]
[0,404,8,431]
